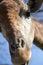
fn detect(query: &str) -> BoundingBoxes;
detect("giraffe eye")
[0,0,3,2]
[25,11,30,17]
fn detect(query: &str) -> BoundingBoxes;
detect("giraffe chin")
[11,48,31,65]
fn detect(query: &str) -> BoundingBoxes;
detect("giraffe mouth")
[10,44,20,56]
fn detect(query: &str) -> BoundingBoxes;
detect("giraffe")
[0,0,43,65]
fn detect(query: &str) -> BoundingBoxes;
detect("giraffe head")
[0,0,42,65]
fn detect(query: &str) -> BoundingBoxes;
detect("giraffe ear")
[27,0,43,13]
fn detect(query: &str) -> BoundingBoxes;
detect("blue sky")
[24,0,26,2]
[0,0,43,65]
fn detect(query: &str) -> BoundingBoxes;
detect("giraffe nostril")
[17,38,25,48]
[17,39,20,43]
[21,40,25,47]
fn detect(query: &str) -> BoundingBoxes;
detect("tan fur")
[32,18,43,49]
[12,47,31,65]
